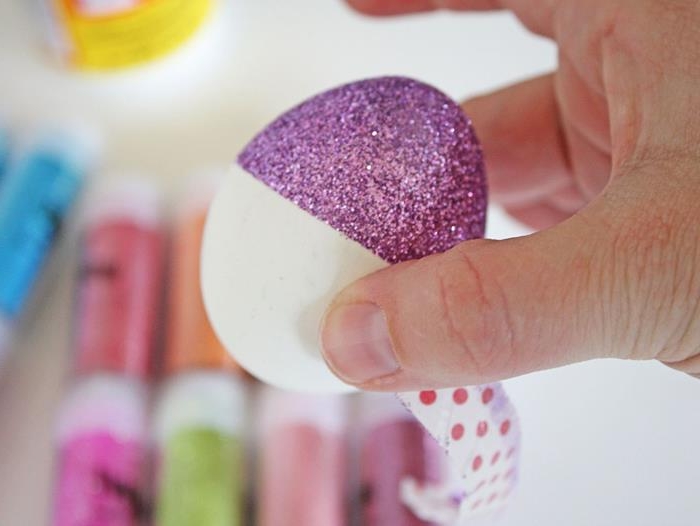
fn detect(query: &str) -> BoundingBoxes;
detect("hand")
[320,0,700,390]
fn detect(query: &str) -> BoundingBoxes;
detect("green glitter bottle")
[154,184,248,526]
[155,373,245,526]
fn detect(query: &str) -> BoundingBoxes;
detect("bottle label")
[49,0,213,69]
[53,432,150,526]
[156,428,242,525]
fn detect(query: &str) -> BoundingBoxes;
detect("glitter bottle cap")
[154,371,247,443]
[165,174,244,376]
[202,77,487,393]
[258,386,347,437]
[82,176,162,228]
[20,119,104,176]
[55,376,149,445]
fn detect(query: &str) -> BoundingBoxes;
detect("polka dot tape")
[398,384,520,523]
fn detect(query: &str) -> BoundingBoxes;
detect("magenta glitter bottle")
[357,393,445,526]
[52,179,165,526]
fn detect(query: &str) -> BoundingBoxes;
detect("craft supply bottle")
[41,0,216,70]
[52,179,165,526]
[0,125,98,366]
[258,387,348,526]
[154,177,247,526]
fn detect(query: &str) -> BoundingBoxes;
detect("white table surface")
[0,1,699,525]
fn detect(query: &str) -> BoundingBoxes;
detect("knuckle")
[598,0,694,51]
[660,225,700,364]
[554,1,621,55]
[604,195,700,359]
[433,243,518,377]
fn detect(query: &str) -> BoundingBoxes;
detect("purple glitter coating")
[238,77,487,264]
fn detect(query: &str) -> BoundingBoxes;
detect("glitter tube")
[0,125,98,366]
[154,373,246,526]
[154,178,246,526]
[163,175,243,377]
[52,180,165,526]
[258,388,348,526]
[357,393,445,526]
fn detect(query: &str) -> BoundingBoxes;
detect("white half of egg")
[201,164,388,393]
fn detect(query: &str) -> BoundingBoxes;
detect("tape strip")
[398,383,520,523]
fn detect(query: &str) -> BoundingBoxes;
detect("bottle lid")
[74,178,165,378]
[55,376,149,444]
[165,172,244,375]
[258,386,347,437]
[82,175,162,228]
[21,119,103,174]
[154,371,247,443]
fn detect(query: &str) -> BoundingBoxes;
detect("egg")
[201,76,487,393]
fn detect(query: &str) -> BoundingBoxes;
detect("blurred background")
[0,0,699,525]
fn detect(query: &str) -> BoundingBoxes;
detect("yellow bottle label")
[52,0,213,70]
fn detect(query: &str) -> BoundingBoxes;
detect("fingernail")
[321,302,400,384]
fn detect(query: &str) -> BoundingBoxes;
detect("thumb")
[320,203,641,390]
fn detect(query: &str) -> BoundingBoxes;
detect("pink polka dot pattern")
[453,388,469,405]
[398,383,520,523]
[500,420,511,436]
[451,424,465,441]
[419,390,437,406]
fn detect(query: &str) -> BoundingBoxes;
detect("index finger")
[346,0,558,37]
[347,0,501,16]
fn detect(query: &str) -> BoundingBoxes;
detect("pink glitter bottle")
[257,387,348,526]
[52,180,165,526]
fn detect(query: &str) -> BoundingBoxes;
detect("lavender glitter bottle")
[202,77,487,393]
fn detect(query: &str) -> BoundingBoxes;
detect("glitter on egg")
[238,77,487,264]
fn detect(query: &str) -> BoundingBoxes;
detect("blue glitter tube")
[0,125,100,365]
